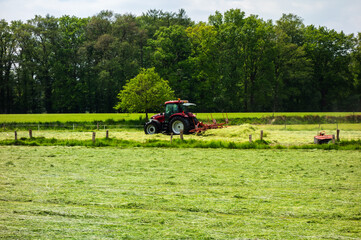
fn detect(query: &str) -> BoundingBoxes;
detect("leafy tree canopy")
[114,68,174,120]
[1,9,360,114]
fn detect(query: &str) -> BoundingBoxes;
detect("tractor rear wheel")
[169,116,190,135]
[144,121,160,134]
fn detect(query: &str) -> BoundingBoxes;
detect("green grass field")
[1,112,360,123]
[0,113,145,123]
[1,114,360,238]
[1,146,360,239]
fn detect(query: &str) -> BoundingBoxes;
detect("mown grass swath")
[1,136,360,150]
[1,146,360,239]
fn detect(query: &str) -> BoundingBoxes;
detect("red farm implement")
[314,131,334,144]
[189,113,229,134]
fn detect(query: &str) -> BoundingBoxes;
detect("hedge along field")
[1,146,360,239]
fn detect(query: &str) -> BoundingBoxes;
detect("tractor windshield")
[180,103,195,113]
[165,103,179,118]
[180,104,189,113]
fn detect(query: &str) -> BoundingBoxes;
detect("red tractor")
[144,100,198,135]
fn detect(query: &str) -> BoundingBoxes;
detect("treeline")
[1,9,360,113]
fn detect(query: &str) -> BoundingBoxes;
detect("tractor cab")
[165,102,179,119]
[164,100,196,120]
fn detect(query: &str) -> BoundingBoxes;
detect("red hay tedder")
[314,131,334,144]
[189,113,229,134]
[144,99,228,135]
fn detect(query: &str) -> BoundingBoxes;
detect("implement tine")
[211,113,216,124]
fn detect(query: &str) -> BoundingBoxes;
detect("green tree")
[29,15,59,113]
[208,10,275,112]
[80,12,145,113]
[273,14,313,112]
[150,25,192,99]
[208,9,246,111]
[350,33,361,111]
[1,10,359,113]
[0,19,16,113]
[114,68,174,120]
[304,26,355,111]
[52,15,88,112]
[137,9,193,39]
[79,11,114,113]
[186,23,220,111]
[12,20,43,113]
[240,15,274,111]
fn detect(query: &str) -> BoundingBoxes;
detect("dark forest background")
[1,9,360,113]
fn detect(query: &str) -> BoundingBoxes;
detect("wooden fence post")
[249,135,252,143]
[170,133,173,144]
[106,130,109,139]
[180,130,184,141]
[332,135,335,144]
[29,129,32,138]
[260,130,263,141]
[15,131,17,140]
[336,129,340,141]
[92,132,96,143]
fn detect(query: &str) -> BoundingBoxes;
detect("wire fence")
[1,114,360,132]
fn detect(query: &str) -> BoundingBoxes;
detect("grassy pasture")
[197,112,361,120]
[1,113,360,239]
[1,146,360,239]
[0,113,145,123]
[1,112,360,123]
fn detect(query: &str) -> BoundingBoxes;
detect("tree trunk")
[319,76,328,111]
[250,71,256,111]
[145,110,149,122]
[243,77,248,111]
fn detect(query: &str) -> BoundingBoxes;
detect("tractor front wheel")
[144,121,160,134]
[169,117,190,135]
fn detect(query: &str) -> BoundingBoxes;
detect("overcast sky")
[0,0,360,34]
